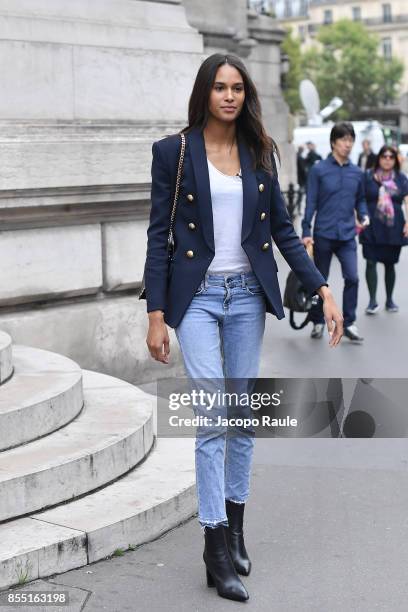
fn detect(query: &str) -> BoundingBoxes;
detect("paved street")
[261,242,408,378]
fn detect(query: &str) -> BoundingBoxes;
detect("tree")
[281,29,303,114]
[282,20,404,118]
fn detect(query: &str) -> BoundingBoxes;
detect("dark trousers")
[309,236,359,327]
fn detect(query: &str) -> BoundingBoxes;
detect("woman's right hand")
[146,311,170,364]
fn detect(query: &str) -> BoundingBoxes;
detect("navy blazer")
[142,127,326,329]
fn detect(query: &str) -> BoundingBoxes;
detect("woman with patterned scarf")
[360,145,408,313]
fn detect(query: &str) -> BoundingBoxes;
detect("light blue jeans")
[175,271,266,529]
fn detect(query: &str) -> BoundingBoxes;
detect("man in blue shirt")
[302,122,370,342]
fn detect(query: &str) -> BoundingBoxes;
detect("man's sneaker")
[365,302,379,315]
[310,323,324,339]
[344,324,364,343]
[385,300,399,313]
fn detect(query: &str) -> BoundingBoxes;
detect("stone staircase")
[0,332,196,590]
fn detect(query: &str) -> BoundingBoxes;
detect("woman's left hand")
[318,286,344,347]
[356,215,370,232]
[403,222,408,238]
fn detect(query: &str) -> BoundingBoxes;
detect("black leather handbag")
[139,132,186,300]
[283,244,319,330]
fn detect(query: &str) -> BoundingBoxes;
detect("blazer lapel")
[238,136,260,243]
[187,127,215,253]
[187,127,260,251]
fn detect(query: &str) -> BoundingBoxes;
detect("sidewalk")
[7,438,408,612]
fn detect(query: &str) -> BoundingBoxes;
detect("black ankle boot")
[203,525,249,602]
[224,499,252,576]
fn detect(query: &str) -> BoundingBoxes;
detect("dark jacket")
[359,169,408,246]
[305,150,322,173]
[297,152,307,187]
[302,153,368,240]
[143,127,326,329]
[357,151,376,171]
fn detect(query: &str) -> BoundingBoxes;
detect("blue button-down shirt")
[302,153,368,240]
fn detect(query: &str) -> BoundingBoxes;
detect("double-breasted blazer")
[142,126,326,329]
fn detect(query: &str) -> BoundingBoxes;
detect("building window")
[382,37,392,60]
[382,4,392,23]
[248,0,270,14]
[299,0,308,16]
[323,9,333,24]
[352,6,361,21]
[284,0,292,18]
[298,25,306,42]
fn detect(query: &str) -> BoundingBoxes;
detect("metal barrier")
[282,183,304,222]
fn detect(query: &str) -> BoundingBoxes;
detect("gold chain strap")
[138,132,185,300]
[168,132,186,250]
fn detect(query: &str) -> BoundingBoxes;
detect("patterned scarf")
[373,169,398,227]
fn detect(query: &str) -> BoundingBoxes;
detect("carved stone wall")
[0,0,293,383]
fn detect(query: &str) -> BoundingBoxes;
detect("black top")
[305,150,322,173]
[357,151,376,171]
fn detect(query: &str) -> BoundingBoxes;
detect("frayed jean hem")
[199,519,229,533]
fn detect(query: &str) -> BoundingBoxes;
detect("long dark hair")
[182,53,280,175]
[374,145,400,173]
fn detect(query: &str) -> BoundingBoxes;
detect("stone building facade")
[275,0,408,134]
[0,0,292,383]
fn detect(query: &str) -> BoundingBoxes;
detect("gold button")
[188,222,196,230]
[258,183,264,192]
[260,212,266,221]
[186,250,194,258]
[261,242,269,251]
[187,194,194,202]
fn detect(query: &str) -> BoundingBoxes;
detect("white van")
[294,121,385,165]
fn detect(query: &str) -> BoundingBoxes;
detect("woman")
[142,53,343,602]
[360,145,408,314]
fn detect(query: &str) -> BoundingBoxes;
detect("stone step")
[0,369,154,522]
[0,346,83,452]
[0,331,13,385]
[0,438,196,590]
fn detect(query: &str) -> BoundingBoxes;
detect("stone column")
[247,9,295,187]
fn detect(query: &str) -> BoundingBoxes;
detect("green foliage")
[15,559,32,585]
[281,28,303,113]
[282,19,404,117]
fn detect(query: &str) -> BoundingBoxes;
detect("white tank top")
[206,159,252,275]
